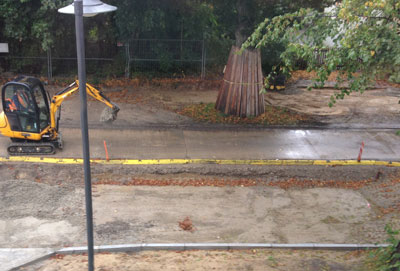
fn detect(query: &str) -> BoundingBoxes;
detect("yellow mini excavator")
[0,75,119,155]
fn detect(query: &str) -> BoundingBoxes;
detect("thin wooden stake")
[103,140,110,162]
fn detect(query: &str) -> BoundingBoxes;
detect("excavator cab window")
[3,83,48,133]
[2,76,51,135]
[3,84,38,132]
[32,85,50,130]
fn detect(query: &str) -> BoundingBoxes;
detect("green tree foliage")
[208,0,332,70]
[210,0,331,46]
[0,0,73,51]
[110,0,217,41]
[0,0,331,76]
[242,0,400,106]
[107,0,218,75]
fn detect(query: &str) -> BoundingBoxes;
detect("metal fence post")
[10,38,207,78]
[47,49,53,80]
[125,42,130,78]
[201,39,205,79]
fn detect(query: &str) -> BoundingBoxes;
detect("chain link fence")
[0,39,206,79]
[0,39,334,80]
[126,39,205,78]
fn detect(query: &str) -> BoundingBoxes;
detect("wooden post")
[215,46,265,117]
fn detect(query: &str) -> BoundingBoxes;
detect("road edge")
[10,243,389,270]
[0,157,399,166]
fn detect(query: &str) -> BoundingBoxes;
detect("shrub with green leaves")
[243,0,400,107]
[368,225,400,271]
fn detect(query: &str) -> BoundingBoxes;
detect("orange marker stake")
[103,140,110,162]
[357,141,365,162]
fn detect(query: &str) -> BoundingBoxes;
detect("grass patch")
[365,225,400,271]
[177,103,310,126]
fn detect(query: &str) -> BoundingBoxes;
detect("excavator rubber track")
[7,142,56,156]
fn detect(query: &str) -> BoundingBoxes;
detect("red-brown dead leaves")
[177,103,309,126]
[94,178,258,187]
[93,177,382,190]
[179,217,195,232]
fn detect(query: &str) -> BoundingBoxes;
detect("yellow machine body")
[0,111,50,140]
[0,76,119,155]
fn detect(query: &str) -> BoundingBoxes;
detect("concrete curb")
[56,243,389,255]
[9,243,389,270]
[5,249,55,271]
[0,157,399,166]
[61,122,400,131]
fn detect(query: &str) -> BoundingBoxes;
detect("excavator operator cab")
[2,76,50,134]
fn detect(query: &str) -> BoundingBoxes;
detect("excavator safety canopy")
[1,75,119,155]
[2,76,50,134]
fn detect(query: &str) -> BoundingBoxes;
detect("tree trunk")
[235,0,249,47]
[215,0,264,117]
[215,46,265,117]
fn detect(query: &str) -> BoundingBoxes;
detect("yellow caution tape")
[0,156,399,167]
[223,79,264,86]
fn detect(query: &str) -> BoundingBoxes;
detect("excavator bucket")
[100,105,120,123]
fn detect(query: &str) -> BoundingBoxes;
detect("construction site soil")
[39,74,400,129]
[1,72,399,129]
[26,249,370,271]
[1,73,399,270]
[3,163,399,270]
[1,163,400,244]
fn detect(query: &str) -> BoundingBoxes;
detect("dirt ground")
[1,71,399,129]
[1,74,399,270]
[265,80,400,128]
[7,164,396,270]
[108,78,399,127]
[39,75,400,129]
[1,163,400,250]
[26,249,369,271]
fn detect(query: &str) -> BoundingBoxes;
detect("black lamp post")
[58,1,117,270]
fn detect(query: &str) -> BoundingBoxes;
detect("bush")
[368,225,400,271]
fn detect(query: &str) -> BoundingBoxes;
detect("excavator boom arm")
[49,80,119,131]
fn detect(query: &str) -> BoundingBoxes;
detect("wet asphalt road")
[0,127,399,161]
